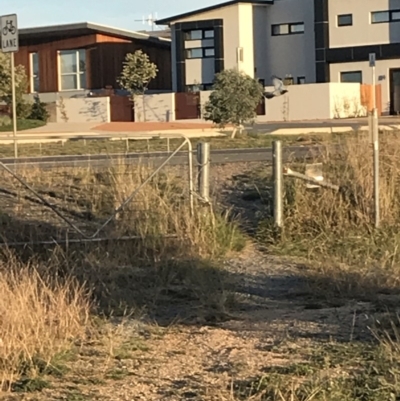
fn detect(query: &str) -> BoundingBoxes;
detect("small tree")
[0,52,29,117]
[117,50,158,122]
[204,69,264,138]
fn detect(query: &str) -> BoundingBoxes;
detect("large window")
[340,71,362,83]
[29,52,39,93]
[272,22,304,36]
[371,10,400,23]
[59,49,86,91]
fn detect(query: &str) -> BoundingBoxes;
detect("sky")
[2,0,221,31]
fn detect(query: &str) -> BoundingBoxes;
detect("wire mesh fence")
[0,159,193,246]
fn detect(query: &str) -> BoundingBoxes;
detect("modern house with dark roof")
[157,0,400,115]
[15,22,171,95]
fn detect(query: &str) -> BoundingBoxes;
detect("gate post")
[272,140,283,228]
[197,142,210,203]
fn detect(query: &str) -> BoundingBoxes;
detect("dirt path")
[6,248,373,401]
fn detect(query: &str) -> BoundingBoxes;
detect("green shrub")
[28,95,49,122]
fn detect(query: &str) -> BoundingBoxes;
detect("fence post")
[272,140,283,228]
[372,108,380,228]
[197,142,210,203]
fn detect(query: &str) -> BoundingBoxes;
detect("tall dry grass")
[259,133,400,296]
[2,162,245,259]
[0,161,245,389]
[0,254,90,390]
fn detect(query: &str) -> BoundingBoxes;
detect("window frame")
[185,47,215,59]
[371,9,400,24]
[58,49,87,91]
[340,70,363,83]
[29,52,39,93]
[272,22,304,36]
[184,29,215,41]
[337,14,353,27]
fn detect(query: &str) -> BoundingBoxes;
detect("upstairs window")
[371,10,400,23]
[272,22,304,36]
[338,14,353,27]
[185,29,215,40]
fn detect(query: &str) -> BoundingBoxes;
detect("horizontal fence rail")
[0,145,332,170]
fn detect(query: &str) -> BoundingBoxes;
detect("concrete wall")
[329,0,400,48]
[200,90,212,118]
[261,83,366,122]
[55,97,110,123]
[330,59,400,114]
[259,0,315,84]
[329,83,366,118]
[134,93,175,122]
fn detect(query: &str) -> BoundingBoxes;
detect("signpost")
[1,14,19,158]
[369,52,379,228]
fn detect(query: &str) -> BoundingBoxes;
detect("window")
[59,49,86,91]
[185,30,202,40]
[392,11,400,21]
[340,71,362,83]
[204,48,215,57]
[272,22,304,36]
[185,83,213,92]
[371,10,400,23]
[338,14,353,27]
[297,77,306,84]
[186,48,203,59]
[290,23,305,33]
[185,29,214,40]
[30,52,39,93]
[185,47,215,59]
[272,24,289,35]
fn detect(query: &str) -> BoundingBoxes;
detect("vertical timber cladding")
[314,0,330,82]
[175,18,224,92]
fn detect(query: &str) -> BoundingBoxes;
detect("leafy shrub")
[28,95,49,122]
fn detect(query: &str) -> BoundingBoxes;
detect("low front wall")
[55,97,110,123]
[130,82,375,123]
[134,93,175,122]
[261,82,368,122]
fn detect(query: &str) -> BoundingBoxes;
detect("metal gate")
[175,92,201,120]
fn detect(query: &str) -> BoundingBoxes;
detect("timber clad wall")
[89,41,171,90]
[14,33,171,93]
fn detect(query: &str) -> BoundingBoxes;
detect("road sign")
[1,14,18,53]
[369,53,376,68]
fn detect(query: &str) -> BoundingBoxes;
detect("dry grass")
[257,132,400,298]
[0,162,245,260]
[0,161,247,393]
[0,254,90,391]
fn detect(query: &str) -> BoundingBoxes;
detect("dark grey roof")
[156,0,274,25]
[19,22,171,46]
[138,29,171,39]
